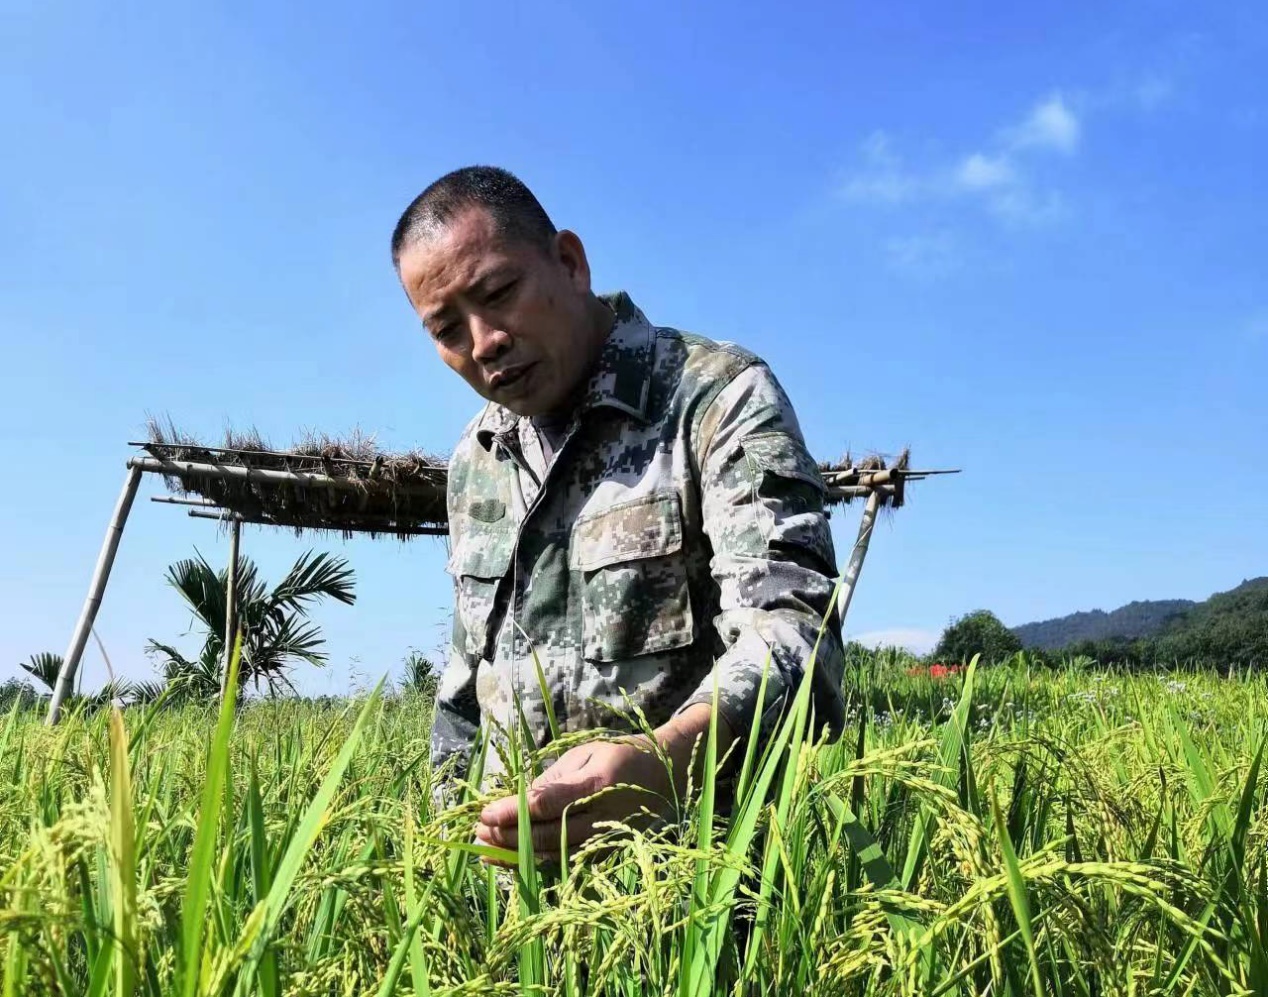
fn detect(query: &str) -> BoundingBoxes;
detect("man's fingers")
[527,776,594,821]
[479,766,602,827]
[476,817,565,855]
[478,794,519,828]
[478,783,568,828]
[475,811,612,858]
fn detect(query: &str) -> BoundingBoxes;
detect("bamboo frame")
[46,466,143,725]
[127,456,444,497]
[184,507,448,536]
[221,518,241,700]
[835,489,882,627]
[43,441,955,723]
[130,439,445,474]
[150,495,219,507]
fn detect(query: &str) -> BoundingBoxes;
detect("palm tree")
[402,648,438,696]
[147,550,355,699]
[19,651,134,709]
[18,652,62,694]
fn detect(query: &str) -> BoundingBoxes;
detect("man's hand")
[474,704,732,864]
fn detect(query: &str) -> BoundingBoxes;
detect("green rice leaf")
[239,677,385,978]
[108,707,137,997]
[178,636,241,997]
[990,790,1043,997]
[401,809,431,997]
[416,836,520,866]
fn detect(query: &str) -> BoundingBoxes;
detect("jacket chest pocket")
[446,525,515,662]
[568,492,695,662]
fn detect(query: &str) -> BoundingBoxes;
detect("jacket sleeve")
[429,631,482,781]
[430,477,483,782]
[676,361,846,749]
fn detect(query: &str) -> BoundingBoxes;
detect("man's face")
[397,205,605,418]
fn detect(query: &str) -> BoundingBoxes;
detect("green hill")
[1013,599,1194,650]
[1014,577,1268,667]
[1151,577,1268,666]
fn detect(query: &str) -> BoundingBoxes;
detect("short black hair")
[390,166,558,267]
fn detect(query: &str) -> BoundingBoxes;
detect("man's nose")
[470,316,511,363]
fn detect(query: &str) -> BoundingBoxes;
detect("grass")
[1,654,1265,996]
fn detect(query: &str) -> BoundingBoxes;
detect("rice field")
[2,652,1265,996]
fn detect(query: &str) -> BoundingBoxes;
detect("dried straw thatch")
[139,420,449,539]
[139,421,934,538]
[819,448,914,509]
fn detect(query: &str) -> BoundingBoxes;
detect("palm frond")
[247,616,330,675]
[148,640,221,699]
[267,551,356,615]
[19,652,63,693]
[127,680,169,705]
[146,640,195,672]
[146,547,355,704]
[165,555,228,634]
[231,559,265,610]
[88,679,133,708]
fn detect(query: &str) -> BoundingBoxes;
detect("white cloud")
[851,628,940,655]
[987,187,1066,226]
[1084,72,1178,116]
[839,130,925,204]
[840,172,921,205]
[955,152,1016,191]
[838,91,1080,228]
[956,152,1065,225]
[884,231,959,276]
[860,130,899,167]
[1008,93,1080,154]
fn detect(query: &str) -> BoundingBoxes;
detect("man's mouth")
[489,363,534,391]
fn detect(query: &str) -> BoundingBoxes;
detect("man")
[391,166,845,860]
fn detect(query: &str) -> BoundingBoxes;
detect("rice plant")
[1,652,1265,995]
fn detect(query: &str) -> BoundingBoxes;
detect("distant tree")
[0,677,40,711]
[402,649,438,697]
[18,652,134,710]
[1047,578,1268,670]
[1153,578,1268,668]
[147,550,356,699]
[933,610,1023,665]
[1012,599,1195,651]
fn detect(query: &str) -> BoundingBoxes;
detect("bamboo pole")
[821,467,958,481]
[835,488,883,628]
[46,465,143,725]
[149,495,219,507]
[828,484,895,500]
[184,507,448,536]
[187,509,245,522]
[130,440,446,474]
[221,518,241,700]
[127,456,443,496]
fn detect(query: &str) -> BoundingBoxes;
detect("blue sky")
[2,1,1264,693]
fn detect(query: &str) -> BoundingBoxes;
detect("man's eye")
[487,280,517,304]
[432,324,458,344]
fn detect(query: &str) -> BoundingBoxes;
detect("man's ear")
[553,230,592,294]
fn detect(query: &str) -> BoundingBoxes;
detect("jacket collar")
[474,290,654,450]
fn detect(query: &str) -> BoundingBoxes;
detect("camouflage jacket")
[432,291,845,784]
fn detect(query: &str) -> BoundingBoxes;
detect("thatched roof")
[819,448,918,508]
[135,421,448,539]
[134,422,950,539]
